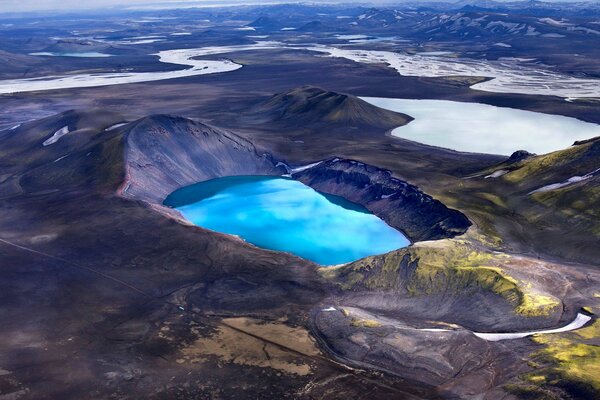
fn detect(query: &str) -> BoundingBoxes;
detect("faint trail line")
[0,237,152,298]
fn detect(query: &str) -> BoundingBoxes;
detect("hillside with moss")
[321,237,562,320]
[506,309,600,399]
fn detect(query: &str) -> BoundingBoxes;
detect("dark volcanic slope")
[0,110,286,203]
[472,136,600,262]
[123,115,283,203]
[247,85,413,130]
[294,158,471,242]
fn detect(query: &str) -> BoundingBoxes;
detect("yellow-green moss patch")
[532,334,600,392]
[350,318,382,328]
[324,240,560,317]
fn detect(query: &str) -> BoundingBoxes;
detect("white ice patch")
[43,126,70,146]
[419,328,451,332]
[529,167,600,194]
[290,161,322,174]
[335,34,369,40]
[322,307,337,312]
[105,123,128,131]
[53,155,69,163]
[473,313,592,341]
[485,169,509,179]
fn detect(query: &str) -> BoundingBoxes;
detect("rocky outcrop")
[507,149,535,163]
[293,158,471,242]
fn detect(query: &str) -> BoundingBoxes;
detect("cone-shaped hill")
[246,86,412,131]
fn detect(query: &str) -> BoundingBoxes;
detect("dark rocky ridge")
[507,149,535,163]
[293,158,472,242]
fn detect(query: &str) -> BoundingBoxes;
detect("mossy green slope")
[322,239,560,317]
[508,313,600,399]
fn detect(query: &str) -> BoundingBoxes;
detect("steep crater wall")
[122,115,285,203]
[293,158,471,242]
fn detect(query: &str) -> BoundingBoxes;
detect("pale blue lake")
[164,176,409,265]
[363,97,600,155]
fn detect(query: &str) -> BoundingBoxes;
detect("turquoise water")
[164,176,409,265]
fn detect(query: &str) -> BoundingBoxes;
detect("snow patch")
[105,123,128,131]
[473,313,591,341]
[485,169,509,179]
[529,167,600,194]
[538,17,573,27]
[335,34,369,40]
[290,161,322,174]
[53,155,69,163]
[275,161,291,174]
[43,126,70,146]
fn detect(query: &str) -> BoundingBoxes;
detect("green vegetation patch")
[503,144,589,184]
[322,240,560,317]
[519,320,600,398]
[350,318,382,328]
